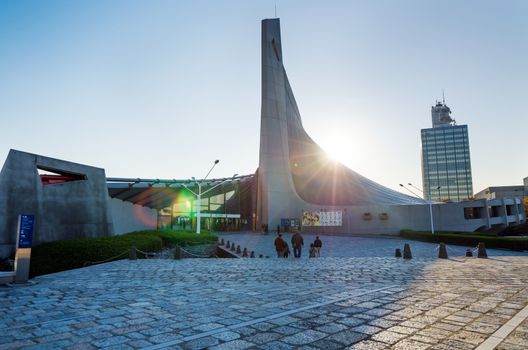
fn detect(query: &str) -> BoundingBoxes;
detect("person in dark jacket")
[274,233,287,258]
[291,230,304,258]
[313,236,322,257]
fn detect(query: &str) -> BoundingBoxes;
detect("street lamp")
[400,183,439,235]
[182,160,238,234]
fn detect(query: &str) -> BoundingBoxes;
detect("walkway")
[1,255,528,349]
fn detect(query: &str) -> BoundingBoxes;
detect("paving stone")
[209,339,255,350]
[327,329,368,346]
[148,332,182,344]
[251,322,276,331]
[368,319,397,329]
[244,332,282,344]
[338,317,365,327]
[364,308,392,317]
[193,322,224,332]
[310,338,344,349]
[93,335,130,348]
[64,343,97,350]
[268,316,298,326]
[181,336,220,350]
[347,340,388,349]
[387,325,419,335]
[449,330,488,345]
[315,322,348,334]
[212,330,241,341]
[352,325,383,335]
[126,340,154,349]
[371,330,408,345]
[392,339,430,349]
[282,330,327,345]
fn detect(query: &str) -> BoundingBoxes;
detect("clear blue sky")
[1,0,526,195]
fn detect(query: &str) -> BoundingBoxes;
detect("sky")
[1,0,526,195]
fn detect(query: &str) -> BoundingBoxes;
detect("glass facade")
[421,125,473,201]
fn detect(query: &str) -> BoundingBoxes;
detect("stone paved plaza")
[2,254,528,349]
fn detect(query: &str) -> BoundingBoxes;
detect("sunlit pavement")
[2,253,528,349]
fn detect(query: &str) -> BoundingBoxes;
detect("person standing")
[274,233,287,258]
[313,236,322,257]
[309,243,316,258]
[291,230,304,258]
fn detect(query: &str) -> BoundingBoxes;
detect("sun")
[316,128,357,166]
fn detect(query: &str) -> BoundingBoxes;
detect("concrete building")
[475,180,528,217]
[475,186,525,200]
[421,101,473,201]
[0,150,157,258]
[254,18,523,234]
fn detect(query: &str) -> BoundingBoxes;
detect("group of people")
[274,231,323,258]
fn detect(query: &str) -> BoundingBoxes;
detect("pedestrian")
[291,229,304,258]
[309,243,316,258]
[277,224,280,235]
[314,236,322,257]
[274,233,287,258]
[283,241,291,258]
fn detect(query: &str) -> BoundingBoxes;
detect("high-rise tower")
[421,100,473,201]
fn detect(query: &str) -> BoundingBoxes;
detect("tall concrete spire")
[256,18,421,229]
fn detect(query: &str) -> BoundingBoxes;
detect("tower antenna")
[275,4,277,18]
[442,89,445,104]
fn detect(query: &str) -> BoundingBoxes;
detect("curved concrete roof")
[258,18,422,210]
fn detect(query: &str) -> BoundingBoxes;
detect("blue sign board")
[280,218,300,228]
[17,214,34,248]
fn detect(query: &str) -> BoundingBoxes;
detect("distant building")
[474,186,524,200]
[421,100,473,201]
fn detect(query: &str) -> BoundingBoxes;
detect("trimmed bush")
[30,232,163,277]
[130,230,218,247]
[30,230,218,277]
[400,229,528,251]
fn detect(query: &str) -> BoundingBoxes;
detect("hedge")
[30,230,218,277]
[133,230,218,247]
[400,229,528,251]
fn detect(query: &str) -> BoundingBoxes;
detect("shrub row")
[400,229,528,251]
[30,230,218,277]
[134,230,218,247]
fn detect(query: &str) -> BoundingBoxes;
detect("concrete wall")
[110,197,157,235]
[300,198,525,235]
[0,150,113,258]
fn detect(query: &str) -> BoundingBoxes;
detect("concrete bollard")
[129,246,137,260]
[438,243,448,259]
[174,246,181,260]
[236,245,241,254]
[259,254,263,258]
[477,242,488,258]
[242,248,248,257]
[403,243,412,259]
[226,241,231,249]
[220,239,225,246]
[395,248,402,258]
[250,251,255,258]
[465,248,473,257]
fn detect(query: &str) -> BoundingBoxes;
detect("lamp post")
[182,160,238,234]
[400,183,439,235]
